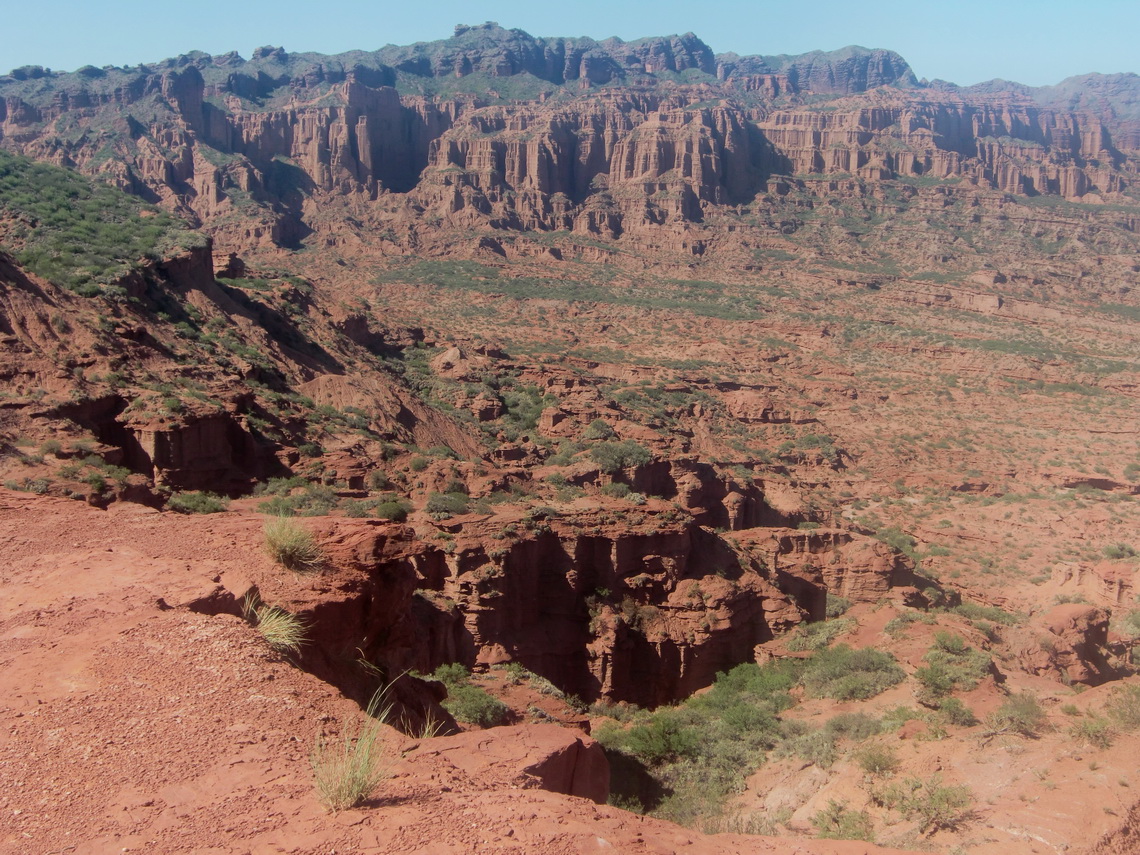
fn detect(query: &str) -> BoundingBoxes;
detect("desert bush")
[915,637,991,705]
[825,712,883,742]
[936,697,978,727]
[38,439,62,456]
[600,482,632,498]
[811,799,875,842]
[597,659,798,824]
[311,686,394,812]
[825,594,851,618]
[425,492,469,517]
[583,418,616,440]
[167,491,229,514]
[933,631,967,654]
[949,602,1021,625]
[367,470,392,491]
[1070,716,1115,749]
[786,618,855,652]
[263,517,324,573]
[884,609,936,636]
[855,744,899,777]
[430,663,509,727]
[876,775,974,833]
[802,645,905,701]
[343,498,410,521]
[984,692,1046,737]
[1105,684,1140,730]
[257,482,339,516]
[624,712,702,764]
[777,723,838,768]
[443,685,510,727]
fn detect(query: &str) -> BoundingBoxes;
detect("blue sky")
[5,0,1138,87]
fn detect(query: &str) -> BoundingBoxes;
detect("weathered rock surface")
[1,28,1135,251]
[1009,603,1120,685]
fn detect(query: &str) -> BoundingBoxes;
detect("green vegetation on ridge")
[0,149,204,293]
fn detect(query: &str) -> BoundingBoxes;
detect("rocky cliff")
[2,25,1136,251]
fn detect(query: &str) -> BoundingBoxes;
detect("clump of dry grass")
[241,593,307,655]
[311,686,396,812]
[263,516,324,573]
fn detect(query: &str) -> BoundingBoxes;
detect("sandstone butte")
[1,21,1140,855]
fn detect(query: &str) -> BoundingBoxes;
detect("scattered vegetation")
[431,664,510,727]
[166,491,229,514]
[0,149,204,293]
[800,645,906,701]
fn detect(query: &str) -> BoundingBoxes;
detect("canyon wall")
[1,27,1136,250]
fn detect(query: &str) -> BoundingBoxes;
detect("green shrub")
[263,517,324,573]
[431,663,471,686]
[590,440,652,474]
[855,744,899,777]
[1070,717,1115,748]
[167,491,229,514]
[949,602,1021,625]
[985,692,1046,737]
[259,483,339,515]
[409,456,430,472]
[915,636,992,706]
[876,775,974,833]
[937,697,977,727]
[583,419,616,440]
[802,645,905,701]
[1104,543,1138,560]
[1106,684,1140,730]
[884,609,935,636]
[0,149,203,292]
[443,685,510,727]
[624,712,701,764]
[600,482,632,498]
[425,492,469,517]
[825,594,851,618]
[38,439,62,456]
[811,799,875,842]
[786,618,855,652]
[343,498,410,521]
[825,712,883,741]
[428,662,510,726]
[933,631,967,654]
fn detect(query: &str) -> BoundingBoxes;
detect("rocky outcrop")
[734,527,918,619]
[294,509,921,710]
[1009,604,1119,686]
[401,724,609,804]
[1,29,1135,250]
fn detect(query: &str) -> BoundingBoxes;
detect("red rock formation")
[1,33,1134,251]
[1009,604,1119,686]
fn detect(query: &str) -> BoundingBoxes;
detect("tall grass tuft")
[263,516,324,573]
[312,686,396,812]
[254,605,307,655]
